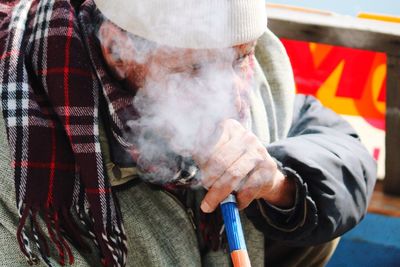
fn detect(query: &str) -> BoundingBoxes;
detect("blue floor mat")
[327,213,400,267]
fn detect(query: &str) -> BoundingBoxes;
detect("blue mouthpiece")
[220,194,247,252]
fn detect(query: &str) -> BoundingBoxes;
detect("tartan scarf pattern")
[0,0,128,266]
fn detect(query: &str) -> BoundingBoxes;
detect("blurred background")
[266,1,400,266]
[268,0,400,16]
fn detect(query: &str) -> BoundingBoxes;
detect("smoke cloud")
[96,8,255,185]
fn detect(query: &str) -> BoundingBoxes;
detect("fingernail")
[201,201,212,213]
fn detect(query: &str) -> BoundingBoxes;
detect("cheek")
[235,59,255,94]
[125,63,148,89]
[239,55,255,81]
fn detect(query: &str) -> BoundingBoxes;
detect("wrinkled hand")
[194,119,295,213]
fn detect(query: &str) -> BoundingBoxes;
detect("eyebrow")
[235,42,256,55]
[234,46,255,62]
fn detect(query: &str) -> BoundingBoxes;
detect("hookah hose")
[220,194,251,267]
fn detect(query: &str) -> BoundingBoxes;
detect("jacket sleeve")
[245,94,377,246]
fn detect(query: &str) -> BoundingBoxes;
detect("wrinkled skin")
[99,21,295,212]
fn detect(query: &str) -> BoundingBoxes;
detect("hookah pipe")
[165,150,252,266]
[220,194,251,267]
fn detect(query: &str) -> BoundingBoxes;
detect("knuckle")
[256,147,268,157]
[213,155,228,170]
[244,175,261,192]
[226,167,242,180]
[243,132,257,145]
[225,182,235,192]
[256,177,268,190]
[212,180,225,191]
[252,171,267,186]
[265,156,277,169]
[241,189,253,200]
[219,180,235,193]
[258,158,275,173]
[268,161,278,174]
[238,189,254,204]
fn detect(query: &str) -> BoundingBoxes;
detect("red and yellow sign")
[281,39,386,130]
[281,39,387,177]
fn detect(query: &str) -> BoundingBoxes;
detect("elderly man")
[0,0,376,266]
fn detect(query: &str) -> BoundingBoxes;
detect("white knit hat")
[93,0,267,49]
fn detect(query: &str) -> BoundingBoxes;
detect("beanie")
[93,0,267,49]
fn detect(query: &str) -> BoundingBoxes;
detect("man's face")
[148,42,256,119]
[99,21,257,153]
[99,21,256,119]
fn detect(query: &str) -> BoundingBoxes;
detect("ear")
[98,21,127,79]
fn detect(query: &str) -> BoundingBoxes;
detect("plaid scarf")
[0,0,130,266]
[0,0,200,265]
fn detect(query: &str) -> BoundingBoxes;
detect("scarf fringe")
[17,206,39,265]
[74,193,127,267]
[72,201,127,267]
[61,206,91,253]
[31,208,51,266]
[16,201,127,267]
[17,204,89,266]
[92,223,127,267]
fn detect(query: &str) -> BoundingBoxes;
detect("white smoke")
[96,7,255,184]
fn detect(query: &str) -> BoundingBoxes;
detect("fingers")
[197,119,280,213]
[236,159,295,210]
[200,152,259,213]
[192,119,233,165]
[193,119,245,165]
[236,164,275,210]
[200,133,246,189]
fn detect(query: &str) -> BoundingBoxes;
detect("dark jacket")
[246,94,377,246]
